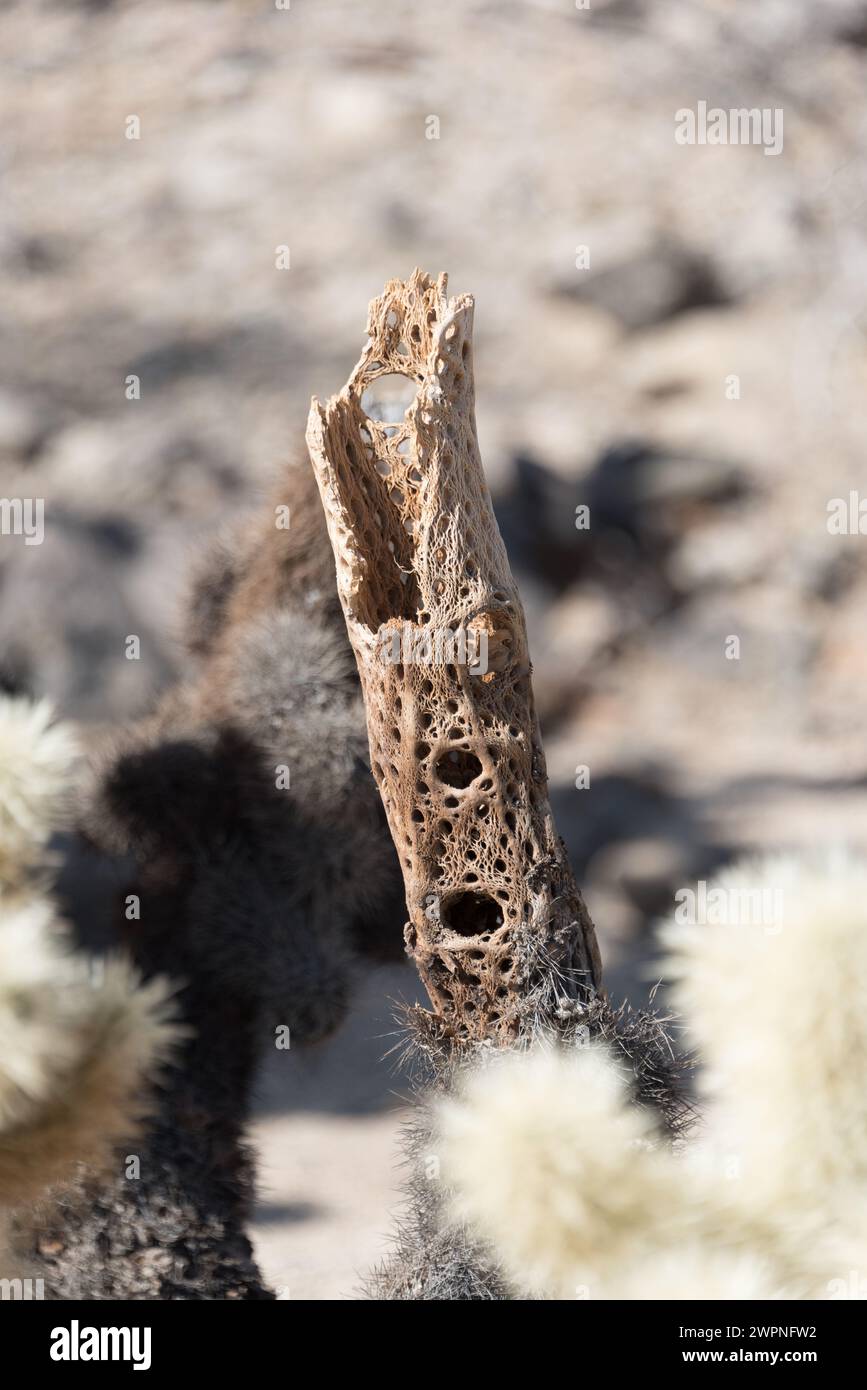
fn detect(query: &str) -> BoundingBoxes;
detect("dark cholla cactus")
[29,460,405,1299]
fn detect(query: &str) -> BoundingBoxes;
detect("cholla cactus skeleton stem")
[307,270,602,1042]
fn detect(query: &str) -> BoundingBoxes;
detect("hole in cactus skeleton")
[436,749,483,789]
[442,892,504,938]
[360,373,418,422]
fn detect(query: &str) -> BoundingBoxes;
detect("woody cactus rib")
[307,269,602,1043]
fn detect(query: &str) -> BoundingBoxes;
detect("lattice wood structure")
[307,270,601,1043]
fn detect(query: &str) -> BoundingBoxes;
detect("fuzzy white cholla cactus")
[0,697,78,892]
[0,696,177,1222]
[439,854,867,1300]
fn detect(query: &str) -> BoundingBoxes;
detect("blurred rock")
[580,441,749,543]
[587,835,722,920]
[0,514,174,718]
[668,512,776,590]
[549,242,732,331]
[0,390,45,459]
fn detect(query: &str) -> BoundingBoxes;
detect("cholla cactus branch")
[0,896,178,1208]
[0,695,181,1294]
[0,697,78,894]
[307,270,602,1043]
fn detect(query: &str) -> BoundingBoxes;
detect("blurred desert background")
[2,0,867,1297]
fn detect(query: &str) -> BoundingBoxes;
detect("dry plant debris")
[307,270,602,1043]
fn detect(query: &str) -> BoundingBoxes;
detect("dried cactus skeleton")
[307,270,602,1042]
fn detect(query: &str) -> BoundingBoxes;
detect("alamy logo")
[374,622,489,676]
[674,880,784,933]
[675,101,784,157]
[50,1320,151,1371]
[0,1277,44,1299]
[827,1270,867,1299]
[0,497,44,545]
[827,492,867,534]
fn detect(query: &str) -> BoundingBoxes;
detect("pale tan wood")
[307,270,602,1043]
